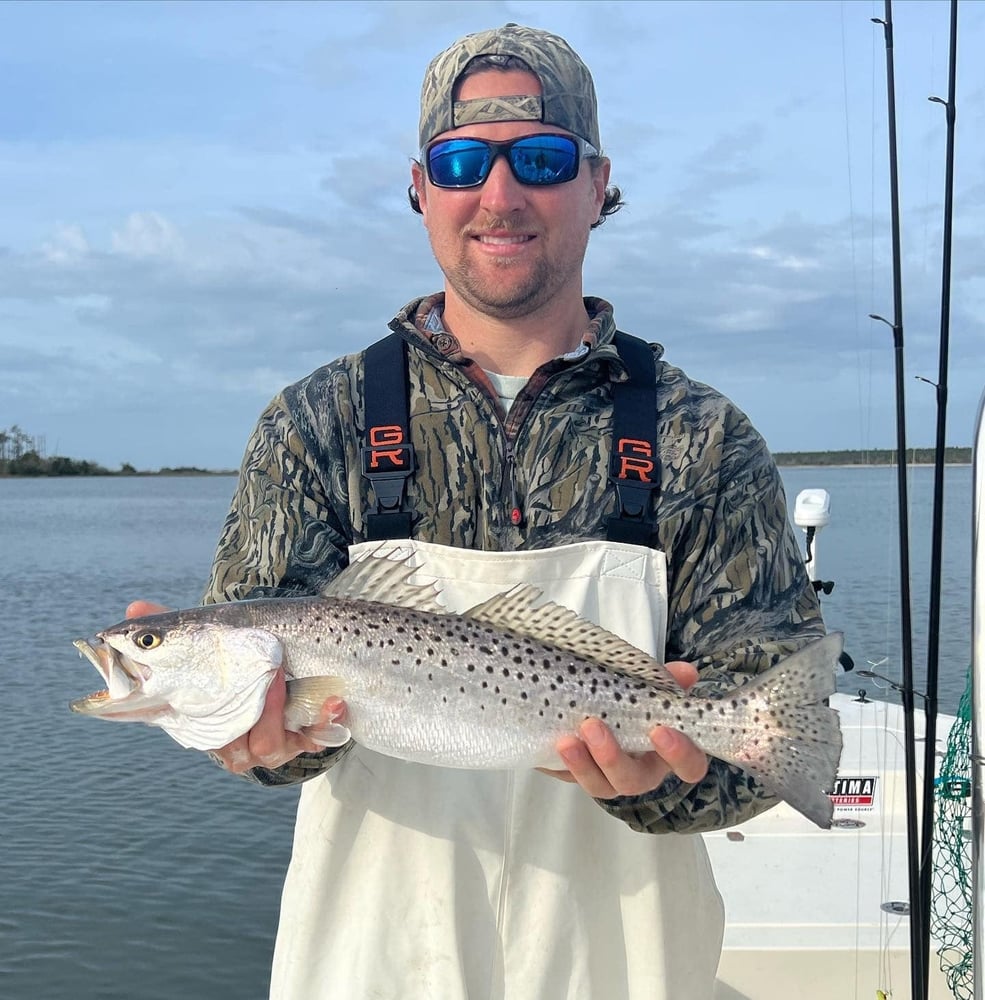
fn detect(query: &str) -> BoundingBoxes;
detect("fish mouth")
[71,637,169,720]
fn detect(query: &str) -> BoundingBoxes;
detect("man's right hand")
[125,600,330,774]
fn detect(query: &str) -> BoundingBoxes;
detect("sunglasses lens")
[426,135,584,188]
[428,140,492,187]
[509,136,580,184]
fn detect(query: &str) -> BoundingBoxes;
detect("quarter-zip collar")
[385,293,663,388]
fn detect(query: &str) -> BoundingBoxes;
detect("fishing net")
[932,669,973,998]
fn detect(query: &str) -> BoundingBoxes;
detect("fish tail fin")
[719,632,843,829]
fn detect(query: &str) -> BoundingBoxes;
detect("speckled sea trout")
[72,550,843,828]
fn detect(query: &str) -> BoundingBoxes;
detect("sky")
[1,0,983,471]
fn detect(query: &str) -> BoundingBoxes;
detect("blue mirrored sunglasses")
[424,133,599,189]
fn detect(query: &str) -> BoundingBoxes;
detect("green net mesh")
[932,670,973,998]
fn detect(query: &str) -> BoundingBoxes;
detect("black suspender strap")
[606,332,660,545]
[361,332,416,540]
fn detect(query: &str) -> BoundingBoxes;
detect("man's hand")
[125,600,332,774]
[542,660,709,798]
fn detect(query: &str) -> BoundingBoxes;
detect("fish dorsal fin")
[463,585,677,689]
[320,548,447,614]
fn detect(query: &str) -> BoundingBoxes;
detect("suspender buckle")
[361,437,415,540]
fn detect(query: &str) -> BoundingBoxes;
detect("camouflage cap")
[418,23,600,151]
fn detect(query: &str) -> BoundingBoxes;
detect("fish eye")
[134,630,162,650]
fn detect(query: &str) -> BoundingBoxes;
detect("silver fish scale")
[252,597,673,769]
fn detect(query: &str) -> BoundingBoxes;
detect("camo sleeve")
[596,403,825,834]
[203,391,355,786]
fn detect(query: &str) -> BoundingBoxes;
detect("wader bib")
[269,539,725,1000]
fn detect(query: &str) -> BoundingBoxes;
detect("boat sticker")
[830,776,877,810]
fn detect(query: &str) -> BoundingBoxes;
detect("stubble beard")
[430,218,590,321]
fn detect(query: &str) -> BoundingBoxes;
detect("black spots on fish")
[568,700,577,709]
[485,665,494,674]
[427,672,433,681]
[645,711,652,722]
[662,699,671,711]
[315,637,321,644]
[543,697,550,707]
[467,664,476,672]
[512,656,524,666]
[499,646,509,657]
[441,658,449,668]
[479,645,493,656]
[502,667,511,678]
[531,673,540,684]
[613,691,623,703]
[481,681,489,689]
[628,694,637,705]
[396,625,406,634]
[520,691,528,700]
[501,698,508,706]
[391,659,401,667]
[567,665,577,676]
[459,686,465,694]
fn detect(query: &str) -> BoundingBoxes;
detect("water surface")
[0,467,972,999]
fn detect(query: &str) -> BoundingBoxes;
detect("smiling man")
[195,23,825,1000]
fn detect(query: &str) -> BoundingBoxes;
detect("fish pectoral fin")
[284,677,352,747]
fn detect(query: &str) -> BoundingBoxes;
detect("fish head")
[71,610,284,751]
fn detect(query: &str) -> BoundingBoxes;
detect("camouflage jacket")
[203,294,824,834]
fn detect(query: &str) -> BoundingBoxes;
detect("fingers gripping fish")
[71,550,844,828]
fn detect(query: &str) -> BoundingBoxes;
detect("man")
[177,23,823,1000]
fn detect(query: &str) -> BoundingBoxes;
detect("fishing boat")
[706,475,973,1000]
[705,2,977,995]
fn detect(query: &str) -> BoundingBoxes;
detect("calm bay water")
[0,467,974,999]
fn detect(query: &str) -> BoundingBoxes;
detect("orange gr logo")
[368,425,406,469]
[615,438,654,482]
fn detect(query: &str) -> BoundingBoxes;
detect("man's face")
[411,69,609,321]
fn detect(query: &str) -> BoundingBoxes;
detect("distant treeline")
[773,447,971,466]
[0,426,234,477]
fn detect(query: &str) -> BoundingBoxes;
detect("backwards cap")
[418,23,600,151]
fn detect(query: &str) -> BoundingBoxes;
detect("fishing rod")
[869,2,924,996]
[918,1,959,994]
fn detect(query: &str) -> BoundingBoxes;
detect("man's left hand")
[542,660,709,798]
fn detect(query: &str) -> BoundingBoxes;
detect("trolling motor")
[794,489,854,673]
